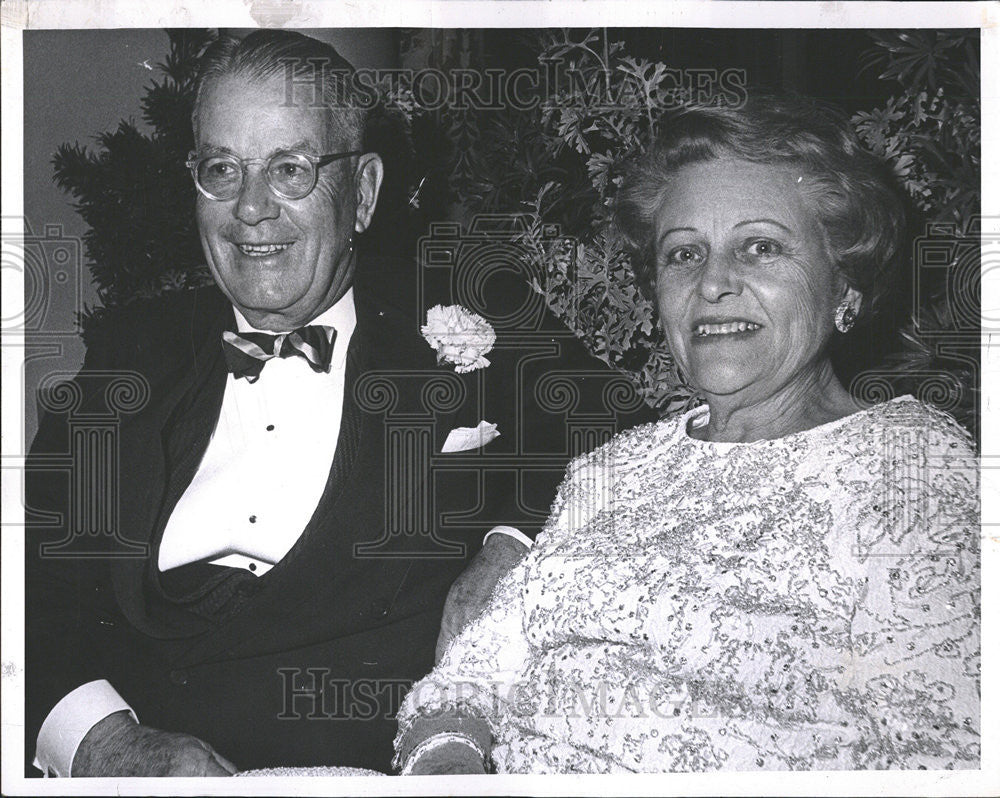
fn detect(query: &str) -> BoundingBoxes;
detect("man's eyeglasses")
[185,150,363,201]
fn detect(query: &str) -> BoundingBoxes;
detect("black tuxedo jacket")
[24,274,537,773]
[25,261,656,773]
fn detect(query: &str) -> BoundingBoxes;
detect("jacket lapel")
[110,288,232,639]
[170,284,468,664]
[310,317,369,519]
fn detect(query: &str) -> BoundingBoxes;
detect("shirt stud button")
[248,562,257,572]
[266,424,275,431]
[249,515,257,524]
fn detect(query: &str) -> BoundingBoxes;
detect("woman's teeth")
[694,321,762,337]
[237,243,291,257]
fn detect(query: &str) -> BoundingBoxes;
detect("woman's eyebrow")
[735,218,794,234]
[657,226,698,247]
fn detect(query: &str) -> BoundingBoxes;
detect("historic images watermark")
[846,216,986,559]
[280,59,749,113]
[356,214,639,558]
[276,671,721,722]
[3,218,85,338]
[5,217,152,557]
[277,670,413,721]
[11,75,985,565]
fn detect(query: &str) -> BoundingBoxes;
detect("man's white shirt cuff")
[34,680,136,777]
[482,525,533,550]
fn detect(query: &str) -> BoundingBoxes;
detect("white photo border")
[2,2,996,795]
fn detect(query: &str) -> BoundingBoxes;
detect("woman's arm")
[393,546,533,773]
[847,415,980,768]
[393,457,583,774]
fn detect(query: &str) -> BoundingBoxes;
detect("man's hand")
[435,533,529,663]
[72,711,237,777]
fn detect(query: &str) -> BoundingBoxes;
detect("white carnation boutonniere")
[421,304,496,373]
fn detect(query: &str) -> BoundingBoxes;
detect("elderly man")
[25,30,549,776]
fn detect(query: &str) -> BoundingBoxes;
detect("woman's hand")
[405,739,487,775]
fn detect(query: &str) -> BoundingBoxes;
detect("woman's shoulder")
[836,395,976,456]
[538,413,685,543]
[561,412,687,479]
[821,396,978,523]
[845,397,980,565]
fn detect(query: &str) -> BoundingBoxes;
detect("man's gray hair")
[192,29,367,150]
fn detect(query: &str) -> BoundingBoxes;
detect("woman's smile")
[691,318,764,338]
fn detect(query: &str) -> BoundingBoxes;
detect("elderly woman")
[393,94,980,774]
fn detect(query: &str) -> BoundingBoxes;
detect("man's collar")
[231,288,356,370]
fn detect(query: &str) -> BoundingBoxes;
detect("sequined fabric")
[237,767,385,776]
[395,397,980,772]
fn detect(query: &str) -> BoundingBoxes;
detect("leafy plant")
[53,30,218,342]
[445,28,980,426]
[438,30,700,414]
[853,30,980,437]
[853,31,979,224]
[54,28,979,431]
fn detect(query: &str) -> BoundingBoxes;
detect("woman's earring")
[834,299,857,333]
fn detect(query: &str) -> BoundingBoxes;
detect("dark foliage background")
[51,28,980,438]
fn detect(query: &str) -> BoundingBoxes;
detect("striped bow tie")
[222,326,336,382]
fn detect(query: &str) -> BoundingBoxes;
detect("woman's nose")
[697,254,742,302]
[233,165,281,225]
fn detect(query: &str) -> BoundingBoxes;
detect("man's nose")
[233,165,281,225]
[697,253,742,302]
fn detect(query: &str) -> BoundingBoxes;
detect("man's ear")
[353,153,384,234]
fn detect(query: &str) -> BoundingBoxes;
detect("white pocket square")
[442,420,500,452]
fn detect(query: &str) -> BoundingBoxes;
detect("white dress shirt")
[157,291,356,576]
[34,287,529,775]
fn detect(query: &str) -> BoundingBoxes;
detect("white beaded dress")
[395,397,980,772]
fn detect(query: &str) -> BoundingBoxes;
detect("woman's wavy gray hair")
[615,93,907,323]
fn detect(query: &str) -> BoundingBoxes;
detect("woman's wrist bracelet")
[400,732,486,775]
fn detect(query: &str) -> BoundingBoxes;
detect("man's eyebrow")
[198,143,238,157]
[197,141,322,158]
[281,140,321,155]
